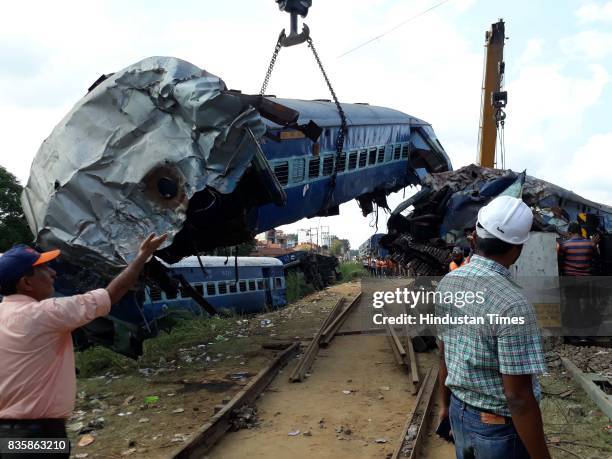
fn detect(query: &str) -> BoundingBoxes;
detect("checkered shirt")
[436,254,547,417]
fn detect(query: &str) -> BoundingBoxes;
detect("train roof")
[264,98,430,129]
[160,256,283,269]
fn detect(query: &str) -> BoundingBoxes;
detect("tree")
[234,238,257,256]
[330,237,350,257]
[0,166,33,251]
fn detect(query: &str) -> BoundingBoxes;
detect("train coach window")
[275,277,283,288]
[166,289,177,300]
[348,151,358,170]
[336,152,346,172]
[292,158,305,183]
[193,283,204,296]
[322,155,334,176]
[229,282,237,293]
[393,145,401,160]
[368,148,377,165]
[273,162,289,186]
[248,280,256,291]
[308,158,320,179]
[257,279,265,290]
[179,286,192,298]
[401,144,410,159]
[149,286,162,302]
[239,280,247,292]
[378,147,386,163]
[206,282,216,296]
[358,150,367,168]
[218,282,227,295]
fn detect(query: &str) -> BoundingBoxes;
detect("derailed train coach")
[20,56,452,356]
[381,164,612,276]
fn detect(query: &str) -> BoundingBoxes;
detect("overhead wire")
[338,0,453,58]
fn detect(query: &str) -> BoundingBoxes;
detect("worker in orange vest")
[449,246,467,271]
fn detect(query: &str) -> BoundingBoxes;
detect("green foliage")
[235,238,257,256]
[285,271,315,303]
[339,262,367,282]
[0,166,32,251]
[330,237,350,257]
[75,346,135,378]
[141,316,231,363]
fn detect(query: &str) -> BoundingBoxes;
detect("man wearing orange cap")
[0,234,166,457]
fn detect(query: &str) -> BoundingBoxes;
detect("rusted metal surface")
[289,297,346,382]
[172,342,299,458]
[392,366,439,459]
[319,293,363,347]
[561,357,612,419]
[406,337,420,393]
[385,323,419,395]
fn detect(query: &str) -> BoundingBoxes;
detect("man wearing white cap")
[435,196,549,459]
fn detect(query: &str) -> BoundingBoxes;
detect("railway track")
[171,287,443,458]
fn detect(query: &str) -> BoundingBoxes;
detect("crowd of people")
[361,256,404,277]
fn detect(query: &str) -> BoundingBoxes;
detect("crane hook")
[276,0,311,47]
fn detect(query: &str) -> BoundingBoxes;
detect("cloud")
[575,1,612,24]
[519,38,544,64]
[560,30,612,60]
[561,133,612,204]
[505,62,608,175]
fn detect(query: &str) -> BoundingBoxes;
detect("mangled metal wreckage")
[21,56,451,356]
[382,164,612,276]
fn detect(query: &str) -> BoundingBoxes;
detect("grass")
[141,315,232,363]
[339,262,367,282]
[75,346,136,378]
[75,315,234,376]
[285,271,315,304]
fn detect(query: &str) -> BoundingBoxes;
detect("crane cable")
[259,31,347,213]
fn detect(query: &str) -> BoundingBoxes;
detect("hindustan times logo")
[372,288,486,309]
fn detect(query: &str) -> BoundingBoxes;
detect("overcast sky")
[1,0,611,249]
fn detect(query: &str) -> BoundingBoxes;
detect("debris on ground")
[229,405,260,431]
[77,434,96,447]
[553,345,612,377]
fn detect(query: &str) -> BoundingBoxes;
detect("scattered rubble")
[77,434,96,447]
[229,405,260,431]
[554,345,612,377]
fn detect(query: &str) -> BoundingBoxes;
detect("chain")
[307,36,347,211]
[258,31,347,211]
[307,36,347,155]
[259,34,284,96]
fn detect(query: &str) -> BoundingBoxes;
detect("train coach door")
[262,268,273,306]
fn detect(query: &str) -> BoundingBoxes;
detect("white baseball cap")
[476,195,533,245]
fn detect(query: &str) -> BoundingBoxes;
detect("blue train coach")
[144,256,286,318]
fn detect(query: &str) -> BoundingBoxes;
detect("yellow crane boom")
[478,19,507,169]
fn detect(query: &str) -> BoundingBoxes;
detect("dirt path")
[211,334,429,458]
[210,291,439,459]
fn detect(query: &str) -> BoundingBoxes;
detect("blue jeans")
[449,394,530,459]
